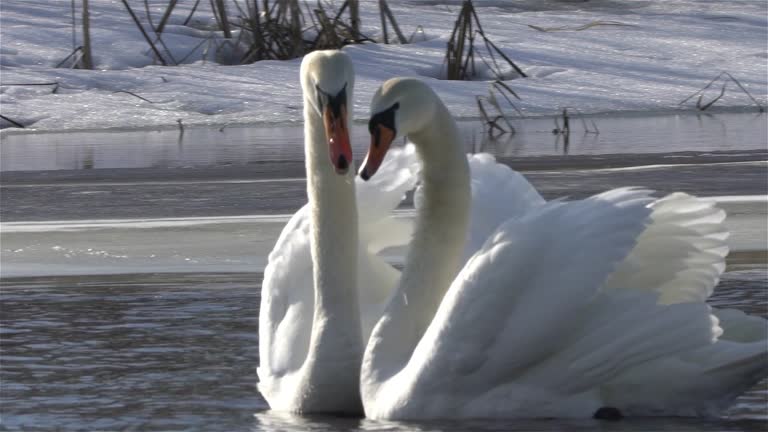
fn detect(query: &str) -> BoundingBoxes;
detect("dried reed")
[680,72,765,112]
[445,0,525,80]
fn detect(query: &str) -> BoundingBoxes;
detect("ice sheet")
[1,197,764,278]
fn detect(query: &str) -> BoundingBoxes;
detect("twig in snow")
[2,82,61,94]
[0,115,25,128]
[528,20,636,32]
[112,90,154,103]
[56,46,83,68]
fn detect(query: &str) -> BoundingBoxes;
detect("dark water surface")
[1,271,766,431]
[2,149,767,225]
[2,112,766,172]
[1,112,767,430]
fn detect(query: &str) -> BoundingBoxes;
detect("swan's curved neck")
[301,102,362,409]
[362,100,470,392]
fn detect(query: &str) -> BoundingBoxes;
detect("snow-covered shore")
[1,0,766,131]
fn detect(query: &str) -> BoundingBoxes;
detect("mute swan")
[257,52,418,414]
[358,77,768,420]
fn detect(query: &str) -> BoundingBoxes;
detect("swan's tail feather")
[603,343,767,416]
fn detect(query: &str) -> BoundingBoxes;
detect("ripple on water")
[0,271,766,431]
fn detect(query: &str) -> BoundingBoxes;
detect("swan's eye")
[368,103,399,135]
[316,84,347,114]
[327,85,347,118]
[315,86,328,111]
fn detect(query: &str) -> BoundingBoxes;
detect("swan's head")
[300,50,355,174]
[359,78,437,180]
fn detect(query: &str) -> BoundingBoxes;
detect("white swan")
[256,52,418,414]
[358,77,768,419]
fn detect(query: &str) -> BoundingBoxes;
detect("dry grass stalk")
[528,20,636,32]
[349,0,361,40]
[208,0,232,38]
[81,0,93,69]
[120,0,169,65]
[552,108,599,135]
[1,82,61,94]
[552,109,572,135]
[156,0,179,34]
[77,0,366,66]
[70,0,78,52]
[476,96,506,137]
[183,0,203,26]
[378,0,389,44]
[112,90,154,103]
[445,0,525,80]
[476,79,525,135]
[56,46,84,68]
[378,0,406,44]
[680,72,765,112]
[0,114,25,128]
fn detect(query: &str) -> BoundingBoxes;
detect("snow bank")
[1,0,766,131]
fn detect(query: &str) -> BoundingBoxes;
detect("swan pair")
[257,50,768,419]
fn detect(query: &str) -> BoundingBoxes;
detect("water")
[1,271,766,431]
[2,111,766,171]
[1,112,767,430]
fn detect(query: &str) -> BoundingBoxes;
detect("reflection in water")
[253,411,767,432]
[1,271,766,431]
[2,112,766,172]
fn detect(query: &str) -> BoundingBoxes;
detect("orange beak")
[323,103,352,175]
[359,124,395,181]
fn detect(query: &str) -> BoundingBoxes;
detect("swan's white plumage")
[257,144,419,400]
[359,77,767,420]
[603,192,729,304]
[368,166,767,420]
[366,187,725,418]
[461,153,545,262]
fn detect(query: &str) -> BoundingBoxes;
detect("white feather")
[360,78,768,420]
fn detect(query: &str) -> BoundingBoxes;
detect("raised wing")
[397,188,722,417]
[603,192,729,304]
[463,153,545,262]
